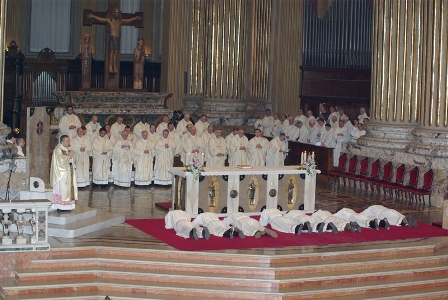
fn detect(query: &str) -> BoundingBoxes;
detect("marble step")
[14,263,448,290]
[332,285,448,299]
[3,273,448,299]
[47,212,125,238]
[48,207,98,225]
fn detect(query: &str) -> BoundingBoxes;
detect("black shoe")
[407,216,418,228]
[328,222,338,234]
[305,221,312,234]
[351,221,362,233]
[190,228,198,241]
[295,224,303,236]
[345,223,353,232]
[233,227,245,239]
[383,218,390,230]
[374,219,379,230]
[317,222,324,235]
[202,227,210,240]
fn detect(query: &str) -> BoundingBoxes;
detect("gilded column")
[358,0,422,150]
[406,0,448,158]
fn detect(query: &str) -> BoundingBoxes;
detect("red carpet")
[155,202,171,212]
[126,217,448,251]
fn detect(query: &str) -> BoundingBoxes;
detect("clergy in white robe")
[358,107,369,124]
[284,118,297,141]
[71,128,91,187]
[176,114,193,137]
[311,209,350,234]
[316,118,326,141]
[112,132,134,187]
[110,116,126,141]
[307,120,320,144]
[230,129,250,166]
[266,134,287,166]
[279,115,290,133]
[254,113,264,132]
[156,115,170,135]
[165,210,208,240]
[296,122,309,143]
[294,109,307,125]
[271,113,282,137]
[167,122,181,155]
[58,106,82,141]
[182,126,205,165]
[133,131,154,186]
[350,123,366,142]
[207,129,227,167]
[329,115,339,129]
[147,124,161,144]
[85,115,102,144]
[154,130,176,185]
[361,205,417,227]
[316,124,336,148]
[16,138,25,157]
[305,110,316,129]
[333,120,350,166]
[334,208,377,230]
[195,114,210,136]
[260,208,304,235]
[261,109,275,137]
[193,212,241,238]
[50,135,77,210]
[202,125,215,149]
[225,129,238,166]
[328,106,338,123]
[223,212,278,238]
[284,210,316,234]
[248,129,269,166]
[338,109,348,121]
[91,128,112,185]
[133,115,150,141]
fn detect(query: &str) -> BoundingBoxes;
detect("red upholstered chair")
[396,167,419,202]
[348,157,369,190]
[370,162,393,195]
[327,153,347,183]
[340,155,358,187]
[381,164,405,200]
[410,169,434,206]
[358,159,380,194]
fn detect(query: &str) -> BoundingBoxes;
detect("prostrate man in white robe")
[195,114,210,136]
[154,129,176,185]
[133,131,154,186]
[361,205,418,228]
[358,107,368,124]
[270,113,282,137]
[261,109,274,137]
[333,120,350,166]
[266,133,288,166]
[225,128,238,166]
[254,113,264,132]
[110,116,126,141]
[71,127,91,187]
[334,208,379,231]
[193,212,245,239]
[176,113,193,137]
[156,115,170,135]
[295,121,309,143]
[182,126,204,165]
[147,124,160,144]
[133,115,149,141]
[311,209,354,234]
[58,105,82,141]
[316,123,336,148]
[248,129,269,166]
[350,123,366,142]
[283,210,315,234]
[230,128,249,166]
[165,210,210,241]
[112,131,133,187]
[207,129,227,167]
[307,119,320,144]
[294,109,307,125]
[91,127,112,187]
[85,115,102,143]
[223,212,278,238]
[260,208,309,236]
[50,135,77,210]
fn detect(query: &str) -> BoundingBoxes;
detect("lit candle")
[186,152,190,165]
[201,152,204,165]
[312,151,315,161]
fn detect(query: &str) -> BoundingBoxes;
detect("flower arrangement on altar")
[300,151,320,176]
[185,152,204,180]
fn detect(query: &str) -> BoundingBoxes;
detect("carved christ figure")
[88,8,142,74]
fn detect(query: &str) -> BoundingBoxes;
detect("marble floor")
[48,175,444,250]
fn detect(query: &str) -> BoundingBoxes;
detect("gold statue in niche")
[247,176,259,211]
[286,175,298,210]
[207,177,219,212]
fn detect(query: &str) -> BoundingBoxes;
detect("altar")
[169,166,317,215]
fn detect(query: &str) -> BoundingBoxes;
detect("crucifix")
[83,0,143,89]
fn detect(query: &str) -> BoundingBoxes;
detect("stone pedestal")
[443,200,448,229]
[15,236,26,245]
[1,237,12,245]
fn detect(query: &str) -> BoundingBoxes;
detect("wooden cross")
[83,0,143,89]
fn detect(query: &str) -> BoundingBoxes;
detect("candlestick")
[312,151,315,161]
[201,152,204,166]
[186,152,190,165]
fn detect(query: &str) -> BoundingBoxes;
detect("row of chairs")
[328,154,434,206]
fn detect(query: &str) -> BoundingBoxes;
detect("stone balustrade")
[0,200,52,252]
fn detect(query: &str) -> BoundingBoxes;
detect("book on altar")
[237,165,253,169]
